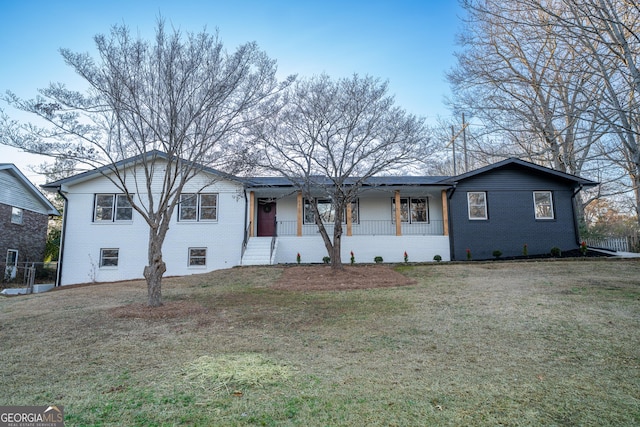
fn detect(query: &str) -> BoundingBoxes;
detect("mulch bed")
[108,301,208,319]
[272,265,416,291]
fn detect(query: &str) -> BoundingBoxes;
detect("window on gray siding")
[179,194,218,221]
[533,191,554,219]
[189,248,207,266]
[11,207,23,224]
[94,194,132,221]
[467,192,488,220]
[100,248,119,267]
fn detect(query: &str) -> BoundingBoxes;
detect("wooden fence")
[585,235,640,253]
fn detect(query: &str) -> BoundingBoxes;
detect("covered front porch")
[242,182,452,264]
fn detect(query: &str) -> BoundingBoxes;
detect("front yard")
[1,260,639,426]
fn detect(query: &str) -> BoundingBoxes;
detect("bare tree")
[448,0,607,177]
[523,0,640,224]
[250,74,431,270]
[1,20,284,306]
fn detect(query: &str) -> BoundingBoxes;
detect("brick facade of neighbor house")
[0,203,49,264]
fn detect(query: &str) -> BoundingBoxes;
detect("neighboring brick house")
[0,164,60,276]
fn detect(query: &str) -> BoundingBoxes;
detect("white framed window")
[303,199,359,224]
[533,191,554,219]
[94,194,133,222]
[467,192,488,220]
[100,248,119,267]
[179,194,218,221]
[5,249,18,279]
[392,198,429,223]
[188,247,207,266]
[11,207,23,224]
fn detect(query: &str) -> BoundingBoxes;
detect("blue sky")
[0,0,464,183]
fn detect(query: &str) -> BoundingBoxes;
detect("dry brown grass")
[1,260,639,426]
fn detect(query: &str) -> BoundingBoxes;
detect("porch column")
[441,190,449,236]
[346,202,353,236]
[395,190,402,236]
[297,191,303,237]
[249,191,255,237]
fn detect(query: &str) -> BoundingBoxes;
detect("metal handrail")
[241,224,250,259]
[269,216,278,263]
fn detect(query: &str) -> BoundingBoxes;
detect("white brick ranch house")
[42,152,596,286]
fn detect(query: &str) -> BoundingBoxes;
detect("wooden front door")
[257,200,276,236]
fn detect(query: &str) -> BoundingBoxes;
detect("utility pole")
[451,125,457,175]
[462,112,468,172]
[448,117,469,175]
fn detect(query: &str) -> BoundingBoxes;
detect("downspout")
[55,188,68,287]
[446,183,457,261]
[241,187,249,261]
[571,185,584,246]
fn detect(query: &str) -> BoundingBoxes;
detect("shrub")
[466,248,472,261]
[350,251,355,265]
[550,247,562,257]
[374,256,383,264]
[433,254,442,262]
[580,241,588,256]
[492,250,502,259]
[322,256,330,264]
[523,243,528,257]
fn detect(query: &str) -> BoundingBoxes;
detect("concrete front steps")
[241,237,277,265]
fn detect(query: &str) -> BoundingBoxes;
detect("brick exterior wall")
[0,203,49,264]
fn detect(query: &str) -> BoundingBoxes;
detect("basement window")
[100,248,119,267]
[189,248,207,266]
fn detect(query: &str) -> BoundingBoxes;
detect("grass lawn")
[1,260,639,426]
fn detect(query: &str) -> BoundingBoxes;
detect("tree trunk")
[331,220,343,270]
[144,228,167,307]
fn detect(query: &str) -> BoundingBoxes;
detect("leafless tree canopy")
[1,20,285,306]
[448,0,640,224]
[250,74,432,269]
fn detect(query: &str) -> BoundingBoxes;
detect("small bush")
[523,244,528,257]
[492,250,502,259]
[374,256,383,264]
[322,256,330,264]
[433,255,442,262]
[550,247,562,257]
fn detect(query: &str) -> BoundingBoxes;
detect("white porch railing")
[276,220,445,236]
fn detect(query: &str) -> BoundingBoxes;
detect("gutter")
[446,183,457,261]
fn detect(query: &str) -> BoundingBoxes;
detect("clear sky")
[0,0,464,184]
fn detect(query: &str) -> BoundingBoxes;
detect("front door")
[257,200,276,236]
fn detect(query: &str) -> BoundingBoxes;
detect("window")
[304,199,359,224]
[392,198,429,223]
[467,192,488,220]
[11,207,23,224]
[5,249,18,279]
[94,194,132,222]
[533,191,554,219]
[100,248,119,267]
[189,248,207,266]
[179,193,218,221]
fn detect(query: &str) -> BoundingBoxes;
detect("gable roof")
[41,150,249,190]
[437,157,599,187]
[0,164,60,215]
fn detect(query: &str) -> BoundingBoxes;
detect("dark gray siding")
[448,166,580,260]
